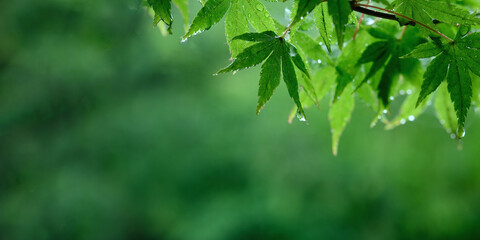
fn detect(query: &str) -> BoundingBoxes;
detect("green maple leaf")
[332,29,371,100]
[404,26,480,132]
[183,0,232,40]
[356,23,424,107]
[148,0,172,26]
[182,0,277,57]
[328,0,352,48]
[292,0,324,26]
[147,0,189,33]
[393,0,479,34]
[217,31,309,116]
[329,84,355,156]
[313,2,334,53]
[435,82,459,138]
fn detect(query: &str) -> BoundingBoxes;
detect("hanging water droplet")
[456,126,466,139]
[297,109,306,122]
[408,115,415,121]
[297,114,306,122]
[400,119,406,125]
[256,4,264,11]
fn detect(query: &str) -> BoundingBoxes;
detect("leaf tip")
[332,144,338,156]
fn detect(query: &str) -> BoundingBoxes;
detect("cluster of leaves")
[145,0,480,154]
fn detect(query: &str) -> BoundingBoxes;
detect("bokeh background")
[1,0,480,239]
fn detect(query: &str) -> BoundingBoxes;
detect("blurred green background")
[1,0,480,239]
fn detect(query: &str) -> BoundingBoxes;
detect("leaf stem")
[352,13,364,40]
[281,22,293,39]
[354,3,454,42]
[352,0,369,40]
[399,26,407,40]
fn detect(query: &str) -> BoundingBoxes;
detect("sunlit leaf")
[329,84,355,156]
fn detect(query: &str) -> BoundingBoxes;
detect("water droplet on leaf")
[296,109,306,123]
[457,126,466,139]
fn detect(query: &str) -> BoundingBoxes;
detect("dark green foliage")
[328,0,352,48]
[146,0,480,152]
[218,32,309,116]
[148,0,172,27]
[405,28,480,131]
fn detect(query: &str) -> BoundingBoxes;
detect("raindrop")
[400,119,406,125]
[406,89,413,95]
[457,126,466,139]
[450,133,457,139]
[297,110,306,122]
[399,90,405,95]
[389,96,395,101]
[317,59,322,64]
[408,115,415,121]
[256,4,264,11]
[383,109,388,114]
